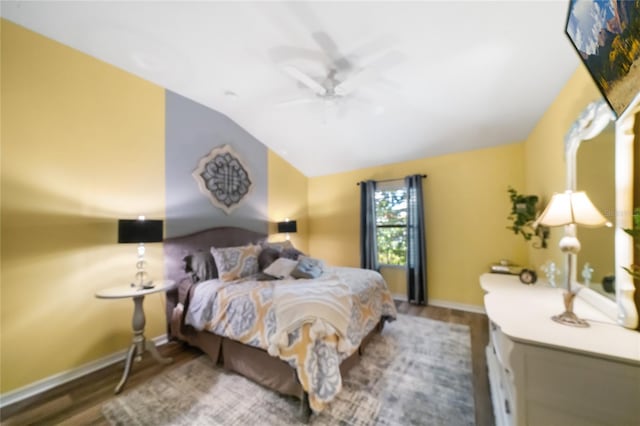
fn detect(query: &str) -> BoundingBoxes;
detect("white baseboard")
[393,294,485,314]
[0,334,169,409]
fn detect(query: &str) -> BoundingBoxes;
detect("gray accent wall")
[165,90,268,238]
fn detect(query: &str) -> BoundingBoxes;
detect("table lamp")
[534,191,611,327]
[118,216,163,289]
[277,219,297,240]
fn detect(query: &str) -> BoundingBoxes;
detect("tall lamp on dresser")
[533,190,611,327]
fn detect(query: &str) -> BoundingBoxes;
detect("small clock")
[519,269,537,285]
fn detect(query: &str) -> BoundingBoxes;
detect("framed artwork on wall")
[565,0,640,118]
[193,144,253,215]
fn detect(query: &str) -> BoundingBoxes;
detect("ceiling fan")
[266,2,403,116]
[277,65,372,111]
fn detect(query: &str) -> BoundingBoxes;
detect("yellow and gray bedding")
[180,266,397,412]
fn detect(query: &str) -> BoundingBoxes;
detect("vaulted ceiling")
[1,1,579,177]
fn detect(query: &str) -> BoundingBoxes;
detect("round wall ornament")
[192,144,253,215]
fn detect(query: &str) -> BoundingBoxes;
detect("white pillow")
[263,257,298,279]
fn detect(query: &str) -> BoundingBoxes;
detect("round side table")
[96,279,176,394]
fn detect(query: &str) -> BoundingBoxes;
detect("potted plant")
[506,187,549,249]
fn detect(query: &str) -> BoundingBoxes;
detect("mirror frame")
[566,96,639,329]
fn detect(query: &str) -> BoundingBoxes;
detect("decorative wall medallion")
[193,144,253,215]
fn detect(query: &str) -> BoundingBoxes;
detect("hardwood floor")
[0,304,494,425]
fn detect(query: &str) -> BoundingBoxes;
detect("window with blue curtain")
[360,175,427,304]
[405,174,427,305]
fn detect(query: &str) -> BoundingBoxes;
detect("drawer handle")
[504,398,511,415]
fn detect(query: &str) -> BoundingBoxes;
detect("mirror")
[566,98,639,329]
[577,122,615,299]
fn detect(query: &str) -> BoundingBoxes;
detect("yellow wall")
[524,66,602,269]
[1,21,166,393]
[379,267,407,297]
[267,151,309,253]
[308,143,528,307]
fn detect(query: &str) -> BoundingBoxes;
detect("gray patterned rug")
[102,314,474,425]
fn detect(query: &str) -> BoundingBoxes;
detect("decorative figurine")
[540,261,560,288]
[581,262,594,287]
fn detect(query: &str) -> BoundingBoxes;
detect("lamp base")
[551,311,590,328]
[131,260,154,289]
[131,282,155,290]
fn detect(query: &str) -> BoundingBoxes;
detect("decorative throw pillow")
[183,250,217,283]
[290,256,324,279]
[263,258,298,279]
[258,247,281,271]
[210,244,260,282]
[280,247,304,261]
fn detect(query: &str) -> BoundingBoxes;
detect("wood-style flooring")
[0,303,493,425]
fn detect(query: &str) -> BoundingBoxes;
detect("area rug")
[102,314,475,425]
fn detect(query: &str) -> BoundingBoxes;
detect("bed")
[163,226,397,420]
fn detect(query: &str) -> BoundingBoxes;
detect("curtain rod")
[356,174,427,186]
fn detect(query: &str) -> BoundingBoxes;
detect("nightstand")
[96,280,176,394]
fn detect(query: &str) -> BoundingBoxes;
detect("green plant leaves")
[622,207,640,280]
[506,187,548,249]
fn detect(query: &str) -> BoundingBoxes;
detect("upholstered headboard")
[163,226,267,334]
[163,226,267,283]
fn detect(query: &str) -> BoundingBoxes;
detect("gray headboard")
[163,226,267,284]
[163,226,267,334]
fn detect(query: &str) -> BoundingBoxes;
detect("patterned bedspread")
[184,266,397,412]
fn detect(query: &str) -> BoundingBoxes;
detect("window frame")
[374,180,408,267]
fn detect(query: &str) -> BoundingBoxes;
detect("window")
[375,182,407,266]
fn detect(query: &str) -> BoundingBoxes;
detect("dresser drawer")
[489,320,514,375]
[486,344,515,426]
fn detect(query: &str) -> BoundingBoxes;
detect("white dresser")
[480,273,640,426]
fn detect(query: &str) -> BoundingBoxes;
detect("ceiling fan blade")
[311,31,352,71]
[282,66,327,96]
[334,68,374,96]
[360,49,407,72]
[284,2,350,69]
[275,97,318,107]
[339,36,396,66]
[375,76,403,92]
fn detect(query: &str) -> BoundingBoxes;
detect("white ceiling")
[1,0,579,177]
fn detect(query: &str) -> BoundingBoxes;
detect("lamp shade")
[534,191,610,228]
[277,220,297,233]
[118,219,163,243]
